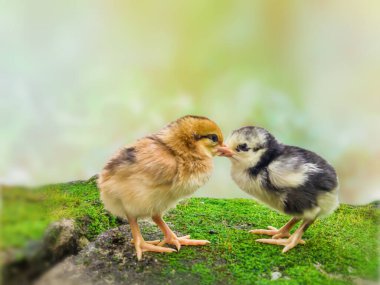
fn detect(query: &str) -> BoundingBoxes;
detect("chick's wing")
[132,137,178,187]
[100,138,176,187]
[267,156,312,189]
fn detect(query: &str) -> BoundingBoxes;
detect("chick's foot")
[158,234,210,251]
[134,241,176,261]
[152,216,210,251]
[250,218,301,239]
[249,226,291,239]
[256,233,306,253]
[131,239,160,245]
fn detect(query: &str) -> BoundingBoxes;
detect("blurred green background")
[1,1,379,204]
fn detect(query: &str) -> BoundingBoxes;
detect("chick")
[98,115,233,260]
[225,126,339,253]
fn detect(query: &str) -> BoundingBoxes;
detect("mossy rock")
[1,180,379,284]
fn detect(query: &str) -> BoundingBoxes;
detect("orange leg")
[250,217,301,239]
[127,215,176,261]
[152,215,210,251]
[256,219,314,253]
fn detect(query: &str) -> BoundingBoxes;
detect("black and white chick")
[225,126,339,253]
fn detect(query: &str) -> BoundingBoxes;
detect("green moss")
[1,181,379,284]
[163,199,379,284]
[1,187,50,248]
[1,180,120,249]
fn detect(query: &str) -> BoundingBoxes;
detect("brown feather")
[98,115,224,218]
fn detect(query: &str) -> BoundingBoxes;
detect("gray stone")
[271,271,282,280]
[3,219,81,285]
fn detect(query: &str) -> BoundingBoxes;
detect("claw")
[174,239,181,251]
[250,228,280,236]
[267,226,278,230]
[136,247,142,261]
[283,243,297,253]
[131,239,160,245]
[134,241,176,260]
[256,238,289,245]
[256,236,305,253]
[179,235,191,239]
[159,235,210,250]
[151,216,210,253]
[250,225,291,239]
[251,218,310,253]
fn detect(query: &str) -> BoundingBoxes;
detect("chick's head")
[172,115,231,158]
[226,126,279,167]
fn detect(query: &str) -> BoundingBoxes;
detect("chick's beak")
[216,144,234,157]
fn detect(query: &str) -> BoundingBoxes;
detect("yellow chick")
[97,115,233,260]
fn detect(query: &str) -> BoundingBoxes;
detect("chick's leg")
[127,215,176,261]
[256,219,314,253]
[152,215,210,251]
[250,217,301,239]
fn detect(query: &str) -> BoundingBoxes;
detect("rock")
[3,219,82,285]
[44,219,77,255]
[34,223,166,285]
[78,236,90,250]
[271,271,282,280]
[33,220,206,285]
[4,219,208,285]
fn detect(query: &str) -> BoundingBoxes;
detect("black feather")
[104,147,136,172]
[264,146,338,215]
[247,133,284,177]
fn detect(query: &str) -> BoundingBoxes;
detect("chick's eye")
[208,134,218,143]
[236,143,249,152]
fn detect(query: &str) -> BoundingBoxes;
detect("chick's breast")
[98,137,214,219]
[98,138,179,218]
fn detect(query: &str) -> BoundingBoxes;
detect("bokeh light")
[1,1,379,204]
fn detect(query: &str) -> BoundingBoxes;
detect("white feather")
[100,169,212,219]
[231,165,286,214]
[316,188,339,218]
[268,159,321,189]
